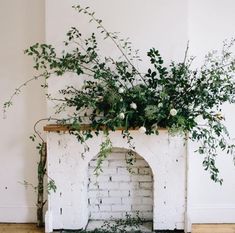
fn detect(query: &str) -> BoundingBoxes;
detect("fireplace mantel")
[43,124,167,132]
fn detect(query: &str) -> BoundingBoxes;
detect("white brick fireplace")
[45,128,188,232]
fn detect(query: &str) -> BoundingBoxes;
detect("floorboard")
[0,224,43,233]
[1,224,235,233]
[192,224,235,233]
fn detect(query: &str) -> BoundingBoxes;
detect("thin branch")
[183,41,190,65]
[3,73,46,118]
[75,6,147,85]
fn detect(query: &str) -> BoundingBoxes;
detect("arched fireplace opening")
[86,148,154,231]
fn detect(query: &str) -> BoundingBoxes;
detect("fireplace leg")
[45,211,53,233]
[184,213,191,232]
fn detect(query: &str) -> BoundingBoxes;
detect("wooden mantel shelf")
[44,124,72,132]
[43,124,136,132]
[43,124,166,132]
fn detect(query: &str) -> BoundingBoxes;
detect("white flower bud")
[170,108,177,116]
[158,103,163,108]
[119,112,125,119]
[139,126,146,134]
[118,87,125,94]
[130,102,137,110]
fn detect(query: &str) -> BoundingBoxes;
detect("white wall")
[0,0,46,222]
[187,0,235,225]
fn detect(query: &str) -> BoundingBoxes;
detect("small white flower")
[118,87,125,94]
[170,108,177,116]
[120,98,123,102]
[158,103,163,108]
[130,102,137,110]
[119,112,125,119]
[139,126,146,134]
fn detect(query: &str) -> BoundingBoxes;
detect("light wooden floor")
[0,224,43,233]
[192,224,235,233]
[0,224,235,233]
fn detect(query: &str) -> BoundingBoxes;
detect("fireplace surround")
[44,126,188,232]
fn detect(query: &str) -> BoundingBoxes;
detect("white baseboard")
[189,204,235,223]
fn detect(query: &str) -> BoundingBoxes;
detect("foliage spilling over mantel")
[4,5,235,187]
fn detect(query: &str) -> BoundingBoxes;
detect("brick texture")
[88,150,153,220]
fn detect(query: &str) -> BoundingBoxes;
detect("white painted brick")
[118,182,130,190]
[111,148,127,153]
[139,182,153,189]
[119,182,139,190]
[101,168,117,175]
[142,197,153,205]
[131,175,152,182]
[99,205,112,212]
[130,190,152,197]
[111,175,131,182]
[88,198,100,205]
[141,211,153,219]
[109,190,129,197]
[132,204,153,211]
[89,175,110,183]
[132,159,149,167]
[112,204,131,212]
[88,150,153,223]
[127,167,138,175]
[119,167,138,175]
[88,190,109,198]
[99,182,119,190]
[108,152,127,160]
[138,168,152,175]
[109,160,126,167]
[117,167,129,174]
[122,197,142,205]
[102,197,122,204]
[88,182,99,190]
[119,182,130,190]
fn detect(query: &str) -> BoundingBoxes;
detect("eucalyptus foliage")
[4,5,235,183]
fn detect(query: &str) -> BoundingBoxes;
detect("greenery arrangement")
[3,4,235,227]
